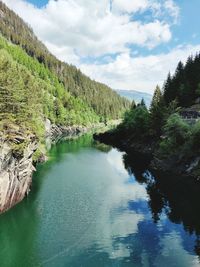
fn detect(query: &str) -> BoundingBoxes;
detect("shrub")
[122,105,150,139]
[159,113,191,155]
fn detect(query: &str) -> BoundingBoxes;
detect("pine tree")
[150,85,165,136]
[163,73,172,104]
[140,98,146,107]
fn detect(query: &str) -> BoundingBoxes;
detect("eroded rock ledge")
[0,137,37,213]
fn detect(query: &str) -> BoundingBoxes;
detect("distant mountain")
[116,90,152,107]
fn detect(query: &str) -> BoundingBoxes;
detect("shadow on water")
[123,152,200,261]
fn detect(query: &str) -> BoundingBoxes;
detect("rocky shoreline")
[45,119,89,141]
[0,120,103,213]
[94,130,200,180]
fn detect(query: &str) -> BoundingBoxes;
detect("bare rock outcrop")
[0,138,37,213]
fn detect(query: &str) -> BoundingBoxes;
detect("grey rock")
[0,139,37,213]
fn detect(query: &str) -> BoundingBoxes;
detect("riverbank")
[94,129,200,179]
[0,125,86,213]
[0,119,120,213]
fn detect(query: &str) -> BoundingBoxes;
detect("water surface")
[0,135,200,267]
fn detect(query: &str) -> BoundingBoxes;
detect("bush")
[122,105,150,139]
[159,114,191,155]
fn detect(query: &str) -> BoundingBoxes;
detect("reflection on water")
[0,134,200,266]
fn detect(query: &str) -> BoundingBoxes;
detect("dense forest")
[0,2,130,120]
[103,53,200,176]
[163,54,200,107]
[0,36,100,140]
[0,1,131,160]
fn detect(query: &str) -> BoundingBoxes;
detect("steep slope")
[0,37,100,212]
[0,36,99,130]
[0,1,130,119]
[0,2,130,213]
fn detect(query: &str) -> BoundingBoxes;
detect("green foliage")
[149,85,166,136]
[191,121,200,151]
[0,2,130,120]
[163,54,200,107]
[113,38,200,164]
[32,143,46,162]
[0,37,100,141]
[131,100,136,109]
[159,114,191,155]
[122,104,150,139]
[195,83,200,96]
[0,49,44,138]
[140,98,146,107]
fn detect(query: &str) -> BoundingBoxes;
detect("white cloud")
[112,0,180,24]
[1,0,188,93]
[81,44,200,93]
[154,232,200,267]
[164,0,180,24]
[2,0,177,58]
[112,0,149,14]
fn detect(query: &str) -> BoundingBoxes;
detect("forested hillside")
[0,2,130,119]
[0,36,100,141]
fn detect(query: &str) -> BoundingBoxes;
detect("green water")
[0,134,200,267]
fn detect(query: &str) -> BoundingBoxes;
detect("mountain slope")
[116,89,152,107]
[0,2,130,213]
[0,36,99,135]
[0,1,130,119]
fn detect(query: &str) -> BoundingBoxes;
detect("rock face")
[0,120,105,213]
[49,124,88,139]
[45,119,88,140]
[0,139,37,213]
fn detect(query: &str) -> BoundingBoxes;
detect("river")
[0,134,200,267]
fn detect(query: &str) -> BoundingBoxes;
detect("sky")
[2,0,200,94]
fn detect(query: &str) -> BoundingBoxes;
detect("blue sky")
[26,0,48,8]
[3,0,200,93]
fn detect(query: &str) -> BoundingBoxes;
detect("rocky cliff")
[45,119,88,140]
[0,136,37,213]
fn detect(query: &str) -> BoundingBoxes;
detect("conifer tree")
[150,85,165,136]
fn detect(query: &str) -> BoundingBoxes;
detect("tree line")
[116,52,200,166]
[0,37,100,141]
[0,2,130,120]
